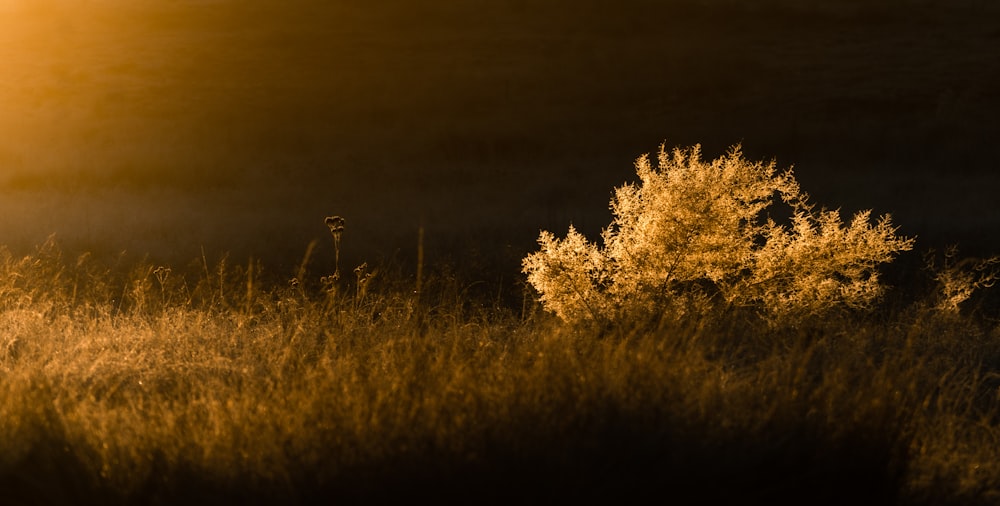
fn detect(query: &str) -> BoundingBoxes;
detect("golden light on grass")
[1,1,999,503]
[0,234,998,504]
[1,140,999,502]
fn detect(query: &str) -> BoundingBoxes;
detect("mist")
[2,0,998,276]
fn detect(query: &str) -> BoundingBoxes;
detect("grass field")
[1,235,999,505]
[1,1,1000,503]
[1,0,999,269]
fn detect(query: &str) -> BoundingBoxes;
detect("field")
[1,235,1000,505]
[1,0,1000,504]
[2,0,999,269]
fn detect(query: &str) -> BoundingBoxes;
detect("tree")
[523,143,914,325]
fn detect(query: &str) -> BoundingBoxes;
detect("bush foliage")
[523,143,915,325]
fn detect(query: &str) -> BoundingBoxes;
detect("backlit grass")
[1,237,998,505]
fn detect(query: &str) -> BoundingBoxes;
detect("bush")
[522,143,915,325]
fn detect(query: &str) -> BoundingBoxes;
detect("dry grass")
[2,3,997,503]
[0,238,998,505]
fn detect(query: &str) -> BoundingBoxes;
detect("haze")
[1,0,998,275]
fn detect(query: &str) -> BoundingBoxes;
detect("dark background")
[1,0,998,283]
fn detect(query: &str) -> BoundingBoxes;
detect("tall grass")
[0,237,998,505]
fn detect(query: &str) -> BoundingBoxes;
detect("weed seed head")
[325,216,346,239]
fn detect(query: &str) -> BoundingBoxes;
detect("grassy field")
[1,1,999,503]
[1,235,999,505]
[1,0,999,271]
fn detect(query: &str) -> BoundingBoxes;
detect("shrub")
[924,246,1000,316]
[522,143,915,325]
